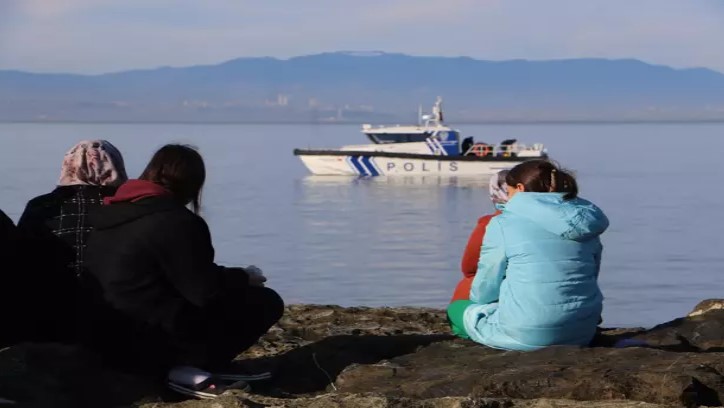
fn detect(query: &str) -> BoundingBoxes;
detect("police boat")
[294,97,548,177]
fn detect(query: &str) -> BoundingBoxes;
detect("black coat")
[85,196,249,336]
[14,185,117,342]
[0,209,20,346]
[0,209,15,246]
[18,185,117,278]
[0,209,17,267]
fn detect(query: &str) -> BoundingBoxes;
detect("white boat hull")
[296,150,537,177]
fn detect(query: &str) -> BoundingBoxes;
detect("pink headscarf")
[58,140,128,187]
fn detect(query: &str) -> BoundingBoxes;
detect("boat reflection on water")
[300,175,489,189]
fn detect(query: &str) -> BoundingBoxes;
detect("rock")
[2,303,724,407]
[335,343,724,406]
[138,394,680,408]
[237,305,454,394]
[689,300,724,318]
[243,305,451,359]
[634,310,724,351]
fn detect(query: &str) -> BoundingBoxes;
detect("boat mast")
[432,96,443,124]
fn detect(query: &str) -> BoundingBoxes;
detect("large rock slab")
[139,394,679,408]
[335,342,724,406]
[2,301,724,407]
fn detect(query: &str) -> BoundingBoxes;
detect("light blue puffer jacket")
[463,192,609,351]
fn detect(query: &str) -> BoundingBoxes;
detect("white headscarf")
[489,170,510,210]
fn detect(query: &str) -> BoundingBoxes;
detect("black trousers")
[92,287,284,375]
[174,286,285,370]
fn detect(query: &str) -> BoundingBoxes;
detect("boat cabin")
[361,97,462,154]
[362,126,461,154]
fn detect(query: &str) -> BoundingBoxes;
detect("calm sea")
[1,122,722,327]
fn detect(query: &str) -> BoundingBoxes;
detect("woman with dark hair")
[16,140,127,342]
[85,144,283,398]
[448,159,608,351]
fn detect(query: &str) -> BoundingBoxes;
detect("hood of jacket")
[504,192,609,241]
[92,180,182,230]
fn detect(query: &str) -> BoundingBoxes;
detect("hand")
[244,265,267,287]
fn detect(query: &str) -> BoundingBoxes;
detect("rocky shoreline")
[1,300,724,408]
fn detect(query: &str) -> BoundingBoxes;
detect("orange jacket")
[451,211,502,302]
[460,211,502,277]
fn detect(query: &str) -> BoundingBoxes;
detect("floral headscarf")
[58,140,128,187]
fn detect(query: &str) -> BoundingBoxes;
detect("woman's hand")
[244,265,267,287]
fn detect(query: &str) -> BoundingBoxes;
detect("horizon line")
[3,118,724,126]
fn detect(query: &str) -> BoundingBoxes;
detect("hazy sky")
[0,0,722,74]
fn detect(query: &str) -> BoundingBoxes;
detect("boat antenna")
[418,104,422,126]
[432,96,443,124]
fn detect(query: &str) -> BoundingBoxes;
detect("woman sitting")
[449,170,508,339]
[17,140,127,342]
[84,144,284,397]
[448,160,608,351]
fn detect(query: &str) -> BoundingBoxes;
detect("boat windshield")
[365,133,432,144]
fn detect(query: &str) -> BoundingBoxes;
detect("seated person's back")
[84,144,283,381]
[15,140,127,342]
[18,140,127,278]
[448,160,608,351]
[476,192,606,348]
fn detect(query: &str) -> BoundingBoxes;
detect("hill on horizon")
[2,52,724,123]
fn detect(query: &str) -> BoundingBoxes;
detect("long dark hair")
[140,144,205,213]
[505,159,578,200]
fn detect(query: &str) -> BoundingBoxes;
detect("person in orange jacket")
[450,170,509,302]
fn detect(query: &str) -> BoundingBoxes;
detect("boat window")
[368,133,431,143]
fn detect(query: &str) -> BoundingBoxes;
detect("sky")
[0,0,722,74]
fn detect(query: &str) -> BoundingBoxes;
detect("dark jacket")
[1,209,17,268]
[0,209,20,346]
[18,185,117,278]
[0,209,15,246]
[85,196,248,335]
[13,185,117,342]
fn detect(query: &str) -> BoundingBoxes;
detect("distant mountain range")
[2,52,724,123]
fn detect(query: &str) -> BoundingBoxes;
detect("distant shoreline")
[5,53,724,128]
